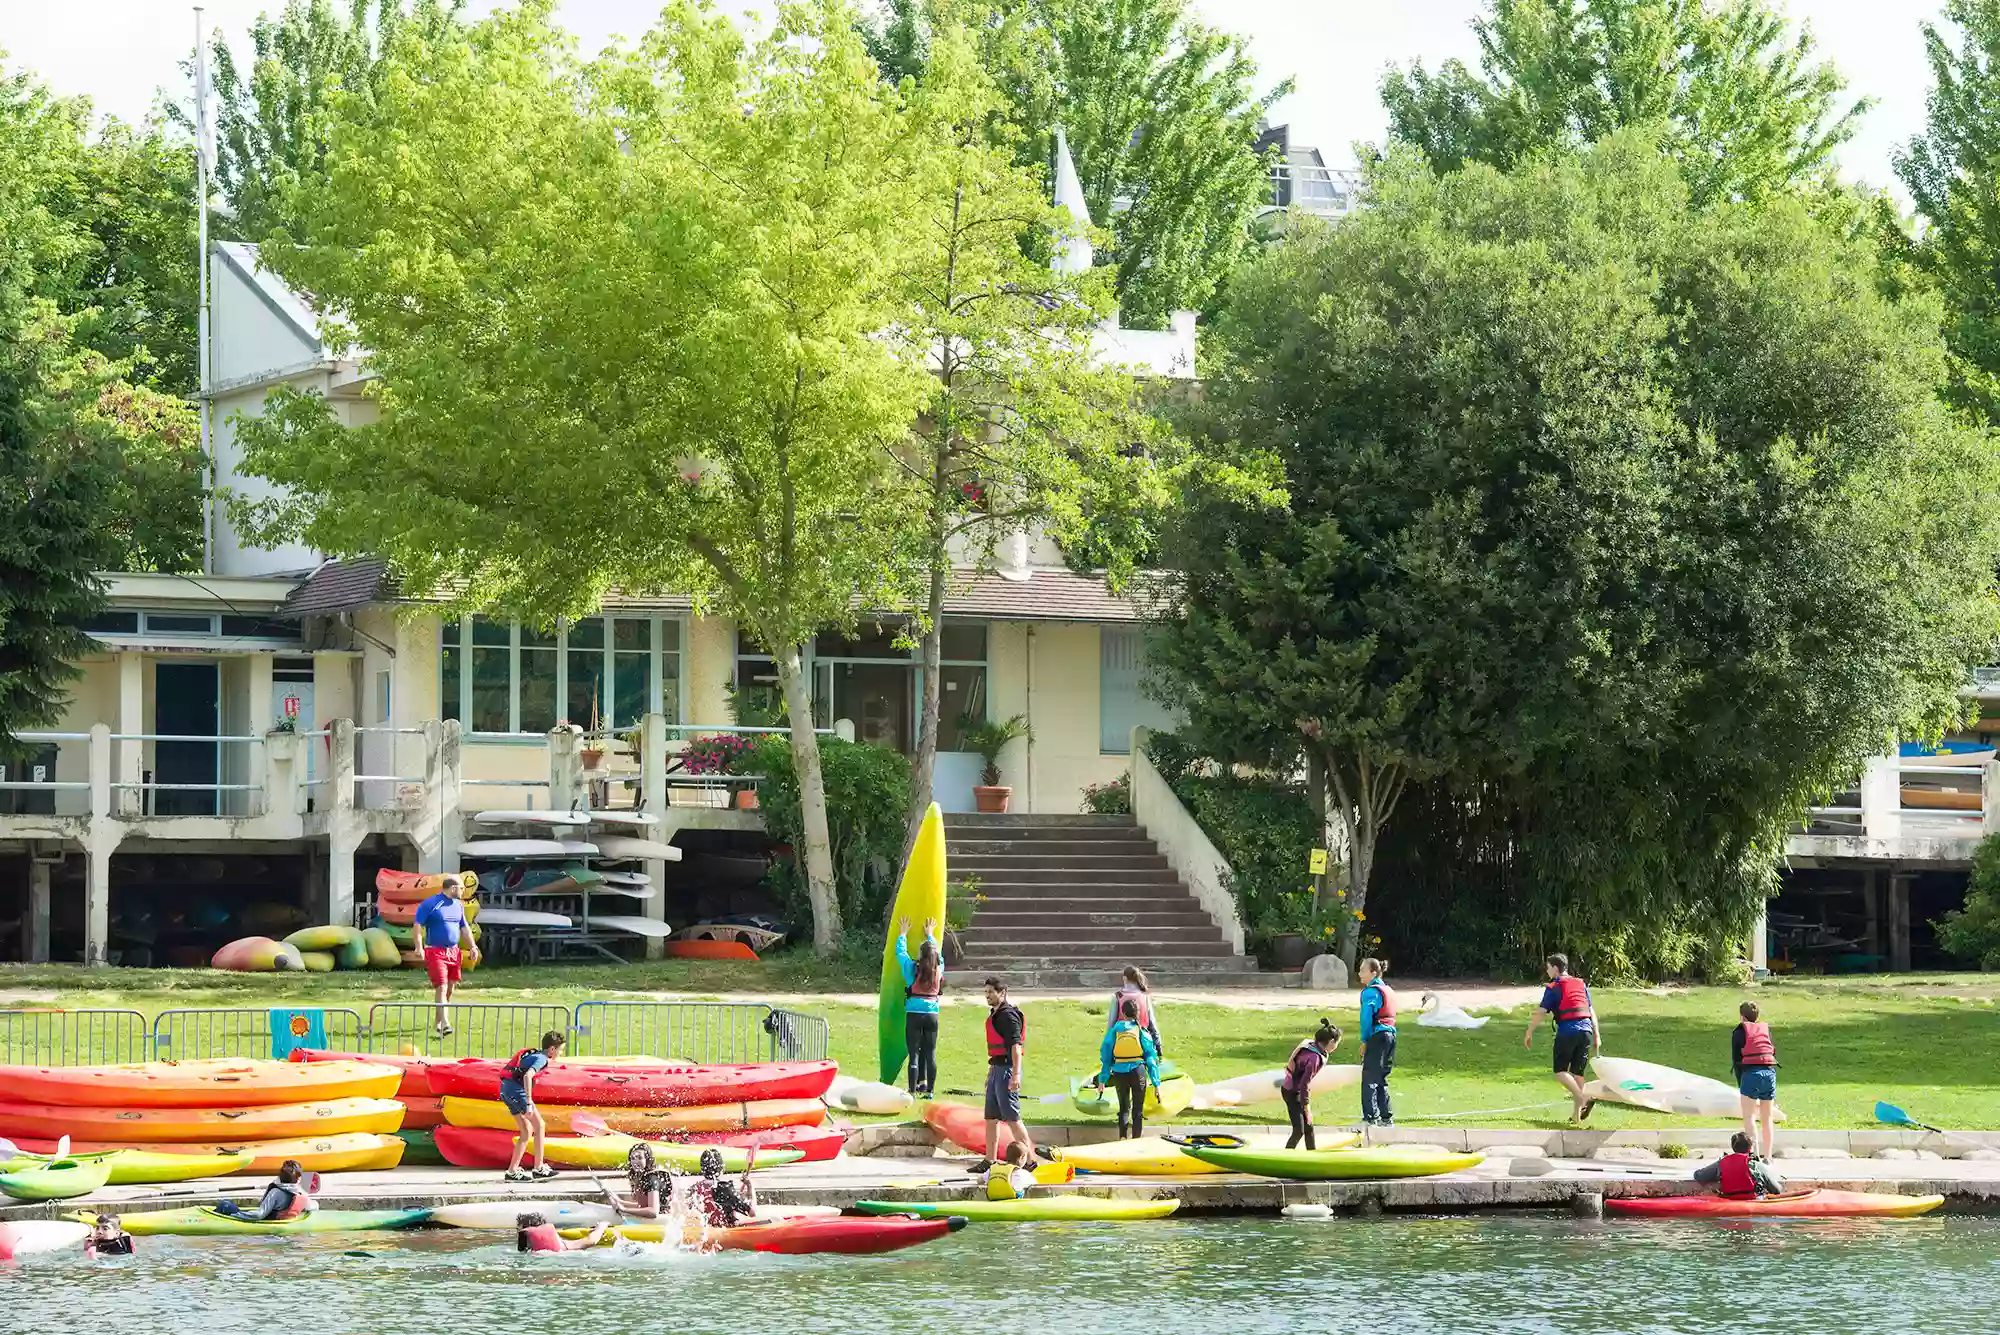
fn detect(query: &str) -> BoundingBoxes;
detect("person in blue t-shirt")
[413,875,478,1039]
[895,916,943,1097]
[1523,953,1603,1123]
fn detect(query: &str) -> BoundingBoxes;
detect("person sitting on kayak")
[689,1147,757,1229]
[502,1030,566,1183]
[984,1140,1039,1201]
[1281,1020,1342,1151]
[1733,1001,1779,1160]
[516,1211,608,1253]
[84,1214,133,1258]
[1524,953,1601,1123]
[214,1159,310,1220]
[1693,1132,1785,1199]
[607,1143,677,1220]
[1092,996,1162,1141]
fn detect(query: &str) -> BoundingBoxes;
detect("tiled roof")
[279,558,396,617]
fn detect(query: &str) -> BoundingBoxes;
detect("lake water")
[16,1214,1999,1335]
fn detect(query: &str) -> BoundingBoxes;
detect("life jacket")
[1717,1152,1760,1199]
[91,1233,134,1256]
[502,1048,541,1083]
[1110,1022,1146,1064]
[691,1177,751,1229]
[271,1182,309,1221]
[1738,1021,1776,1066]
[1282,1039,1323,1094]
[521,1223,565,1253]
[1366,981,1398,1027]
[986,1006,1024,1061]
[906,957,943,1000]
[986,1168,1025,1201]
[1549,975,1591,1022]
[1111,986,1153,1029]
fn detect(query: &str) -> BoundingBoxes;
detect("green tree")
[1155,137,2000,976]
[862,0,1286,326]
[1896,0,2000,423]
[1381,0,1866,203]
[229,0,951,952]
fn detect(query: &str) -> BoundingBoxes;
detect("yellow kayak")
[1070,1070,1196,1120]
[0,1147,254,1185]
[1058,1133,1360,1176]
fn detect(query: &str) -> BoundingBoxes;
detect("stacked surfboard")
[428,1055,844,1169]
[0,1058,408,1176]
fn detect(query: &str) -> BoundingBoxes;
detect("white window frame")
[446,613,687,737]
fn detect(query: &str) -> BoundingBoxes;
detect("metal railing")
[365,1001,571,1060]
[571,1000,825,1063]
[0,1009,152,1065]
[1266,162,1363,217]
[153,1006,367,1060]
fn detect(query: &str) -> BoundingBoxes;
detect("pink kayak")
[651,1122,845,1163]
[427,1058,836,1107]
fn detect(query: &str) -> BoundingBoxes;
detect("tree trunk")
[896,510,952,889]
[1323,747,1402,975]
[1336,812,1376,974]
[775,645,841,952]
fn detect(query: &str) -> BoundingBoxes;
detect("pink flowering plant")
[683,733,757,775]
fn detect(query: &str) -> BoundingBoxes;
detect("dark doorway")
[154,661,219,816]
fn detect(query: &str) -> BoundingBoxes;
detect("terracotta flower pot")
[736,788,760,810]
[973,785,1012,814]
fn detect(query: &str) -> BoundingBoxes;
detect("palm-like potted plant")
[962,714,1032,813]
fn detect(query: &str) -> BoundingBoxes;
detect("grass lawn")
[2,966,1997,1130]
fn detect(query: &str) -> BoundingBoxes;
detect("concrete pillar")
[642,712,669,961]
[115,652,143,817]
[1984,761,2000,836]
[327,718,360,928]
[84,724,115,965]
[23,860,50,963]
[1864,869,1882,957]
[1750,901,1768,973]
[548,724,582,813]
[439,719,462,872]
[1890,872,1912,972]
[1861,757,1901,841]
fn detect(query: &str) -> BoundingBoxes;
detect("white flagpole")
[194,5,213,575]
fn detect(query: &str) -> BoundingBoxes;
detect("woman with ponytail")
[896,916,944,1096]
[1280,1019,1342,1150]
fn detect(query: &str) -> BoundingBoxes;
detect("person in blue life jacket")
[1733,1001,1780,1159]
[502,1030,566,1182]
[1092,996,1162,1140]
[896,916,943,1097]
[1523,954,1603,1123]
[1358,958,1398,1126]
[1693,1132,1785,1199]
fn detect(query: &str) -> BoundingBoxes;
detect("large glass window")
[444,614,684,733]
[1099,625,1179,754]
[470,617,512,732]
[736,619,989,752]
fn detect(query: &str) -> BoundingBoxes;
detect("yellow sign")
[1308,848,1329,875]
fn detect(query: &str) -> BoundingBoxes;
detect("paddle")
[1874,1100,1982,1148]
[1505,1156,1685,1178]
[940,1087,1070,1105]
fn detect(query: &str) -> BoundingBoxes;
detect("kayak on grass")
[427,1059,835,1107]
[565,1213,965,1255]
[73,1207,433,1237]
[1169,1135,1484,1180]
[1070,1066,1196,1120]
[1605,1190,1945,1219]
[0,1059,401,1109]
[0,1156,114,1201]
[851,1196,1180,1223]
[1057,1133,1360,1176]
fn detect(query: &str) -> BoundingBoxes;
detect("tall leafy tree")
[1156,137,2000,975]
[1897,0,2000,423]
[863,0,1287,326]
[230,0,953,951]
[1381,0,1866,203]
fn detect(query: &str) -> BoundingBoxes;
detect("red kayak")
[723,1213,962,1255]
[427,1058,836,1107]
[1606,1190,1945,1219]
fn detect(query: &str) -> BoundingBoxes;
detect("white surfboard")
[472,809,588,827]
[458,839,600,859]
[586,884,657,900]
[585,810,660,828]
[1588,1055,1785,1121]
[474,907,574,928]
[596,870,652,887]
[587,914,674,938]
[593,835,683,862]
[430,1201,618,1229]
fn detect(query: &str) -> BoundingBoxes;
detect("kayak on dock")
[851,1196,1180,1222]
[73,1207,433,1236]
[0,1146,254,1185]
[1169,1134,1484,1180]
[1605,1190,1945,1219]
[0,1155,114,1201]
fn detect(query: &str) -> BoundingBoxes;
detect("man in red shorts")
[413,874,478,1039]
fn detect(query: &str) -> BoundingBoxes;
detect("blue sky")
[0,1,1937,200]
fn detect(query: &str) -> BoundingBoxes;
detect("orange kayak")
[6,1132,406,1175]
[0,1059,401,1109]
[440,1094,824,1135]
[0,1096,405,1143]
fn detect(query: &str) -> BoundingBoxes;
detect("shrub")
[1937,832,2000,968]
[1144,732,1316,944]
[1081,774,1131,815]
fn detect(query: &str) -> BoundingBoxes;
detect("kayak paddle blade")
[55,1135,69,1159]
[569,1111,611,1137]
[1874,1101,1915,1127]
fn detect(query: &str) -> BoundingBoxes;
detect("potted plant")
[942,874,982,964]
[962,714,1032,813]
[1260,890,1327,971]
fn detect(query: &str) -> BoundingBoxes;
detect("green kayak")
[0,1156,114,1202]
[76,1207,432,1237]
[1170,1136,1484,1181]
[852,1197,1179,1222]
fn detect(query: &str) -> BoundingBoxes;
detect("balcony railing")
[1266,163,1363,218]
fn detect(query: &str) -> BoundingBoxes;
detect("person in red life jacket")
[1733,1001,1780,1159]
[1107,966,1163,1056]
[978,977,1038,1172]
[1358,958,1398,1126]
[1281,1019,1343,1150]
[1692,1132,1785,1199]
[213,1159,311,1220]
[689,1147,758,1229]
[1523,954,1602,1123]
[502,1030,567,1183]
[516,1211,608,1253]
[896,916,943,1097]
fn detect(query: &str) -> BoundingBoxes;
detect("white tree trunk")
[776,646,841,952]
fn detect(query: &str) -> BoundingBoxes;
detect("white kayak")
[473,809,589,827]
[1587,1055,1785,1121]
[459,839,600,859]
[593,836,683,862]
[430,1201,619,1229]
[825,1074,915,1115]
[0,1220,90,1258]
[474,907,573,928]
[1190,1063,1359,1110]
[585,810,660,828]
[585,914,674,938]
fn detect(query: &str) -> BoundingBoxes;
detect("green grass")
[4,967,1998,1129]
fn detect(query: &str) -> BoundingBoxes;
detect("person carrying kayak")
[1733,1000,1779,1159]
[896,916,943,1097]
[688,1146,758,1229]
[1281,1019,1342,1150]
[83,1214,133,1258]
[607,1142,676,1219]
[1692,1132,1785,1199]
[1358,957,1398,1127]
[979,977,1038,1171]
[501,1030,566,1183]
[413,873,479,1039]
[1523,953,1601,1122]
[1092,996,1162,1140]
[983,1140,1039,1200]
[1107,965,1163,1055]
[213,1159,310,1221]
[516,1211,608,1253]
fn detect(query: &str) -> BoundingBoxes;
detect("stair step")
[961,925,1224,943]
[947,838,1156,856]
[945,814,1135,828]
[957,966,1287,990]
[969,910,1217,928]
[959,937,1236,956]
[946,828,1149,844]
[954,855,1170,872]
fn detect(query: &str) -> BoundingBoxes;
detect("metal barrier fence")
[0,1009,153,1065]
[153,1006,367,1060]
[572,1001,821,1063]
[766,1007,830,1062]
[365,1002,573,1061]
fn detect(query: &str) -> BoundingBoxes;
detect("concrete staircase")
[948,812,1280,989]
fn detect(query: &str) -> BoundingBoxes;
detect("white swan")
[1415,991,1491,1028]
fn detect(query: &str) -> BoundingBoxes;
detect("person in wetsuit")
[84,1214,133,1257]
[1093,996,1162,1141]
[896,916,943,1097]
[1281,1019,1342,1150]
[607,1142,676,1220]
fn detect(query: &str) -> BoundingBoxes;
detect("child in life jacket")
[1732,1001,1779,1159]
[516,1211,608,1253]
[984,1140,1039,1201]
[1358,958,1398,1126]
[1281,1019,1343,1150]
[501,1030,567,1182]
[1093,996,1162,1140]
[213,1159,311,1220]
[690,1147,758,1229]
[1693,1132,1785,1199]
[84,1214,133,1257]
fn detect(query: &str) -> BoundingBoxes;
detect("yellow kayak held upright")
[878,803,947,1085]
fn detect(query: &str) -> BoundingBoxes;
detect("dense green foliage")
[745,737,912,930]
[1153,136,2000,982]
[1382,0,1865,203]
[1936,832,2000,969]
